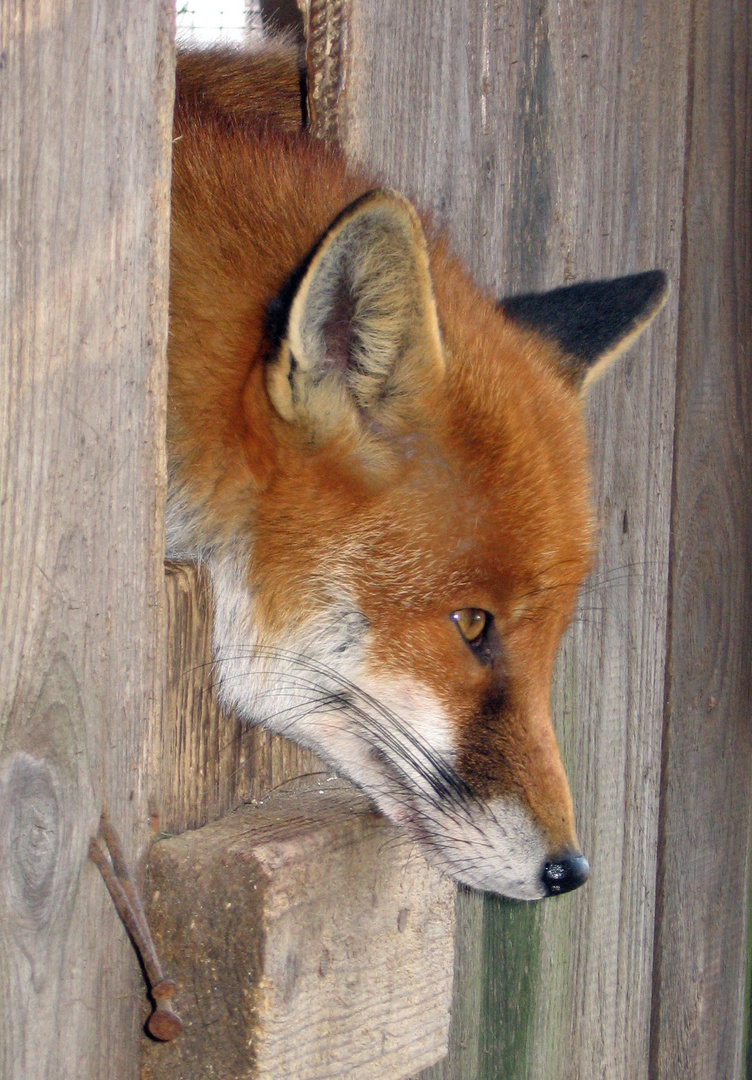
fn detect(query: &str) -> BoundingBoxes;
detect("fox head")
[177,189,666,901]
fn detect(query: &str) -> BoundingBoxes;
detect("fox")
[168,40,667,902]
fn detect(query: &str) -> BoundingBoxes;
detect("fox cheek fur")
[168,45,668,901]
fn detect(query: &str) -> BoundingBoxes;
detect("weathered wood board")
[650,1,752,1077]
[0,2,173,1079]
[335,2,690,1078]
[141,788,455,1080]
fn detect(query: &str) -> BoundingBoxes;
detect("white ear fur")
[266,190,444,443]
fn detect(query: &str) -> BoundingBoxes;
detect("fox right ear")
[499,271,668,391]
[266,190,444,445]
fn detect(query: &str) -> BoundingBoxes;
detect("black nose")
[542,852,590,896]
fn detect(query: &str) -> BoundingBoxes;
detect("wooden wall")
[651,1,752,1075]
[321,1,750,1078]
[2,0,749,1077]
[0,3,173,1078]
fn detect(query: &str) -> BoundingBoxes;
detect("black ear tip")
[497,269,670,386]
[631,269,669,311]
[602,269,669,321]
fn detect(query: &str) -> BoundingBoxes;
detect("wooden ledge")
[141,785,454,1080]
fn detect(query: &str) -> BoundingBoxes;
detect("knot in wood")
[3,753,60,926]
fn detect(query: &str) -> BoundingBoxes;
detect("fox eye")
[451,608,490,646]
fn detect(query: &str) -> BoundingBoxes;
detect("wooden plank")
[0,3,173,1078]
[650,1,752,1076]
[338,3,689,1077]
[141,788,454,1080]
[488,2,689,1070]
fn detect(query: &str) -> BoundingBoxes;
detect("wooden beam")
[650,1,752,1075]
[0,2,173,1078]
[141,788,455,1080]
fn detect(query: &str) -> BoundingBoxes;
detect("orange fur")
[168,43,662,898]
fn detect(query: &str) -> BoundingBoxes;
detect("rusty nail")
[89,813,183,1041]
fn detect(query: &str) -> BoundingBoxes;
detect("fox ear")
[499,271,668,391]
[266,190,444,443]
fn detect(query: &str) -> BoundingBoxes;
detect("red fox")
[169,42,667,900]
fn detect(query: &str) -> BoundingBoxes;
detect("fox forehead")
[250,286,594,638]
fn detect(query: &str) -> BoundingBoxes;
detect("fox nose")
[542,852,590,896]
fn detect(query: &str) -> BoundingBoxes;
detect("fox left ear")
[266,189,445,445]
[499,271,668,391]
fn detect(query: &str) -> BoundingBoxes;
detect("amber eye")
[451,608,489,645]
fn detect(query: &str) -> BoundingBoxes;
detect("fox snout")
[208,545,589,901]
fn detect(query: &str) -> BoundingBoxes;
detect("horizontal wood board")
[142,789,454,1080]
[0,2,173,1078]
[339,2,689,1078]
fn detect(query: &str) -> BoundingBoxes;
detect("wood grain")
[339,3,689,1077]
[142,789,454,1080]
[650,1,752,1076]
[0,3,173,1078]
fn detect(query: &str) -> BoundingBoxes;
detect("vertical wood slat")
[481,4,690,1076]
[651,1,752,1076]
[0,4,172,1079]
[338,3,690,1078]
